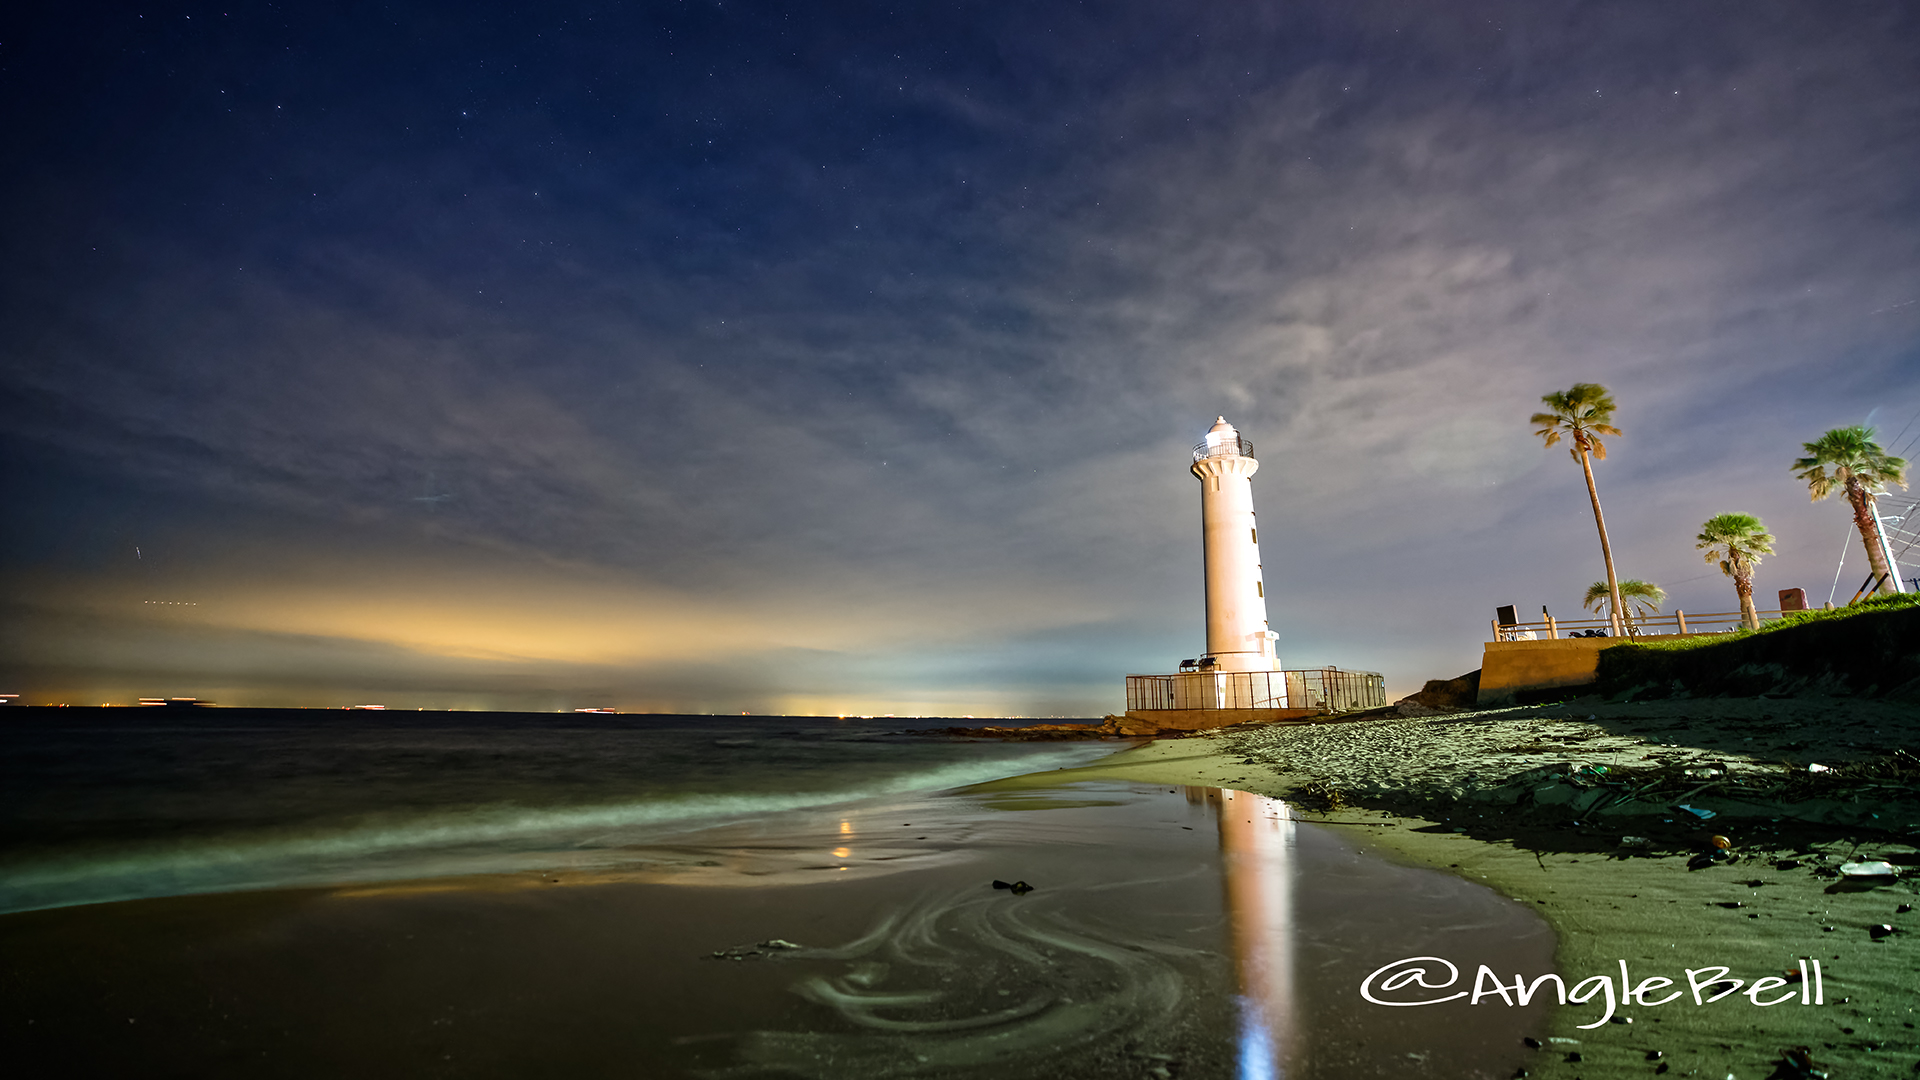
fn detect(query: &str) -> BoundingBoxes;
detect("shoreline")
[0,765,1558,1079]
[1001,697,1919,1079]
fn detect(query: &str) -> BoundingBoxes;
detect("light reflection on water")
[697,782,1547,1079]
[1209,788,1296,1080]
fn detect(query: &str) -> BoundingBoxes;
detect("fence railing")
[1192,435,1254,462]
[1125,669,1386,715]
[1491,609,1797,642]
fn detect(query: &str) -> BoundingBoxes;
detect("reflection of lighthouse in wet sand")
[1190,417,1280,673]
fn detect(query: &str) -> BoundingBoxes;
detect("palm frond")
[1795,426,1909,502]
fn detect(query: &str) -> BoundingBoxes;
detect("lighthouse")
[1190,417,1278,673]
[1119,417,1384,730]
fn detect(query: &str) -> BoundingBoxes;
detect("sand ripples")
[707,879,1227,1078]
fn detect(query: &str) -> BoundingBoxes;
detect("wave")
[0,744,1111,914]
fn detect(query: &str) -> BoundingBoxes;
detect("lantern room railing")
[1192,436,1255,462]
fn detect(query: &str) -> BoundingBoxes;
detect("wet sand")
[1022,698,1920,1079]
[1,781,1556,1079]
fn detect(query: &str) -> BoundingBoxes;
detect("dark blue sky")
[4,1,1918,712]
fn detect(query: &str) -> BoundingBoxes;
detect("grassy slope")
[1594,592,1920,699]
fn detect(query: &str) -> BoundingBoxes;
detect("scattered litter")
[1806,763,1831,773]
[1620,835,1653,848]
[1689,846,1736,870]
[1898,903,1913,914]
[1837,861,1897,879]
[1646,1050,1664,1061]
[992,879,1035,894]
[1709,834,1732,850]
[1768,1045,1828,1079]
[1868,923,1898,940]
[1677,804,1717,821]
[709,939,807,961]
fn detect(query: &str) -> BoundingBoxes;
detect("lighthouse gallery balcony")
[1192,434,1255,462]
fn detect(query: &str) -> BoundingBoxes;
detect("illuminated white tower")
[1190,417,1278,673]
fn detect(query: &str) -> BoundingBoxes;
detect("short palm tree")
[1792,426,1909,597]
[1696,513,1775,630]
[1533,384,1626,634]
[1582,579,1666,631]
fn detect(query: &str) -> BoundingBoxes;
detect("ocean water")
[1,707,1558,1077]
[0,708,1116,913]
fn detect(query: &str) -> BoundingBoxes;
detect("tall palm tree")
[1792,426,1910,597]
[1696,513,1776,630]
[1582,579,1666,632]
[1533,384,1626,635]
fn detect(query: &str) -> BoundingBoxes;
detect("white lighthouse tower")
[1190,417,1279,673]
[1117,417,1384,730]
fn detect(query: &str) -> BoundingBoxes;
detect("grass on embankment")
[1596,592,1920,700]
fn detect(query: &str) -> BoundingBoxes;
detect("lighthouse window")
[1256,581,1264,598]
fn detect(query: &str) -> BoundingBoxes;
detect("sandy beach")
[1006,696,1920,1079]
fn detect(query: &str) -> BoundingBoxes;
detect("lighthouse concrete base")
[1121,707,1323,733]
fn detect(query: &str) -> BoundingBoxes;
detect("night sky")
[3,1,1917,714]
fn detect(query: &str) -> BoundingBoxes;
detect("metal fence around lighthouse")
[1124,669,1386,715]
[1192,435,1255,462]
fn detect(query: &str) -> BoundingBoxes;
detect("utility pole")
[1871,497,1906,594]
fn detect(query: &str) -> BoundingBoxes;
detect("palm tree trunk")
[1735,563,1758,631]
[1846,480,1897,596]
[1580,449,1625,635]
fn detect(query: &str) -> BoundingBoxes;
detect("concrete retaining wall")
[1477,634,1700,704]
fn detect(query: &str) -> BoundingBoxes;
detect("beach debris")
[1837,861,1898,880]
[991,879,1035,894]
[1677,804,1718,820]
[1299,779,1347,810]
[1689,844,1737,870]
[708,939,807,961]
[1522,1037,1542,1049]
[1620,835,1653,848]
[1868,923,1898,939]
[1765,1045,1828,1080]
[1710,834,1733,850]
[1898,903,1913,913]
[1647,1050,1665,1060]
[1807,763,1832,773]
